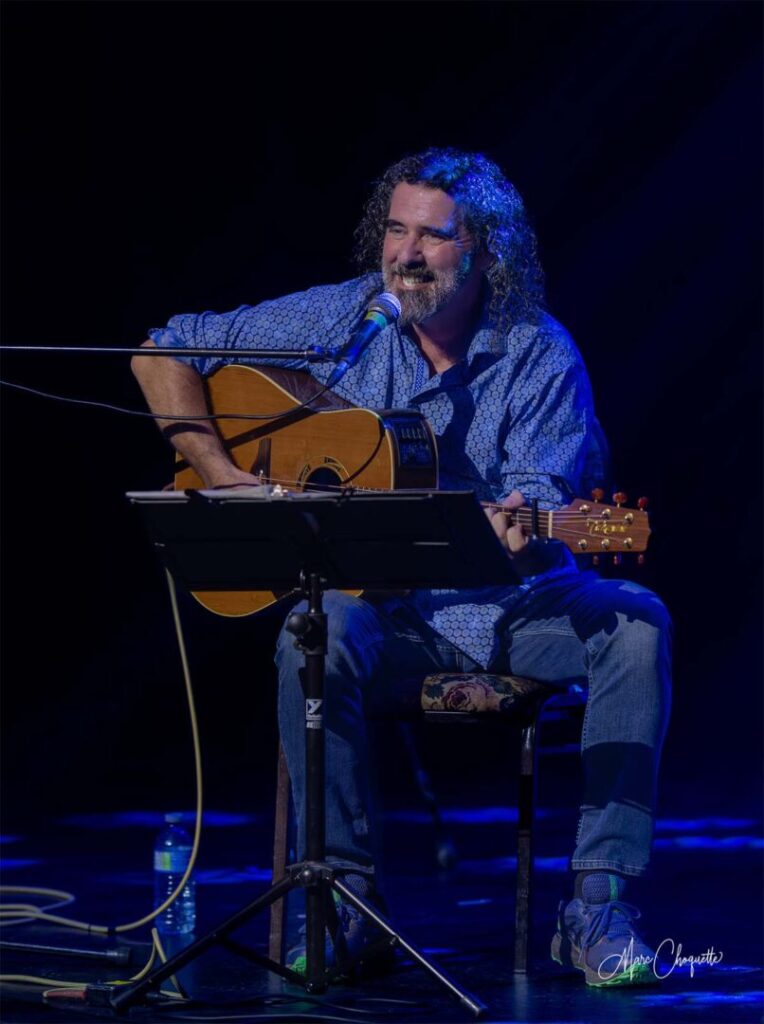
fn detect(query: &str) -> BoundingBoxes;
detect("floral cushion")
[421,673,549,714]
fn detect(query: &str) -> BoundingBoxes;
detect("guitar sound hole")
[303,467,343,490]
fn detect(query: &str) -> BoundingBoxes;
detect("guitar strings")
[226,472,645,521]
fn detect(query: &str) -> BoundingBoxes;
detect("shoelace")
[581,900,642,948]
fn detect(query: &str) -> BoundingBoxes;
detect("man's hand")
[204,466,263,489]
[486,489,529,556]
[486,490,547,577]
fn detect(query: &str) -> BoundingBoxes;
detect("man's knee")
[591,580,672,646]
[275,591,385,688]
[582,582,672,701]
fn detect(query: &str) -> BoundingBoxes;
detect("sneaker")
[551,895,657,987]
[286,893,396,980]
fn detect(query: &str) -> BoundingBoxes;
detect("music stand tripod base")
[121,489,517,1016]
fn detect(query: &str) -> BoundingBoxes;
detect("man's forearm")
[131,340,248,487]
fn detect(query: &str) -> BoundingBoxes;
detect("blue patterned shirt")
[150,273,605,667]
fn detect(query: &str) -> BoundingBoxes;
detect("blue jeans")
[275,569,672,879]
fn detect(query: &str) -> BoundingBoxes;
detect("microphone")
[326,292,402,387]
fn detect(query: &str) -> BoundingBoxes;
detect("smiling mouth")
[396,271,434,287]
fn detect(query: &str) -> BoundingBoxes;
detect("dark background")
[1,1,761,825]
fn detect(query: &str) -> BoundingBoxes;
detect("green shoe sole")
[586,961,656,987]
[551,934,657,987]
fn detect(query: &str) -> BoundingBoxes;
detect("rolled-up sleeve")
[147,278,373,378]
[148,307,252,376]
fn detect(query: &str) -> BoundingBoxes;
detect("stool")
[268,673,585,973]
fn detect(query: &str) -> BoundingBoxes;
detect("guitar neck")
[491,498,651,555]
[509,506,554,536]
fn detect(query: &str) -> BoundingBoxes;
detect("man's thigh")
[498,570,668,686]
[315,591,470,714]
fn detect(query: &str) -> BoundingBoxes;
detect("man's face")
[381,182,486,327]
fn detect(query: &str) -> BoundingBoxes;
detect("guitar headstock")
[555,492,651,561]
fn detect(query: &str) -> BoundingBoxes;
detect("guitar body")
[174,364,439,616]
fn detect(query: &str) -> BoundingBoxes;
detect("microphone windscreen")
[367,292,402,322]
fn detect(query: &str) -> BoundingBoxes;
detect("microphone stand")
[0,345,338,360]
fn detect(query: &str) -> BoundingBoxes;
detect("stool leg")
[268,742,291,963]
[514,707,541,974]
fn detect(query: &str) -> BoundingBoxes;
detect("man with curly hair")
[133,148,671,987]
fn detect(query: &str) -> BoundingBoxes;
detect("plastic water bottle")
[153,813,196,935]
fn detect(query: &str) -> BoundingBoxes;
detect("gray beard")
[382,257,474,327]
[392,285,445,327]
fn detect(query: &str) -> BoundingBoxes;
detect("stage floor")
[1,789,761,1023]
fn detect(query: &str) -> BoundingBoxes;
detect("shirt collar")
[393,285,508,392]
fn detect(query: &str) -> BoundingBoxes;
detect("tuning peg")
[613,491,628,506]
[637,554,646,566]
[592,554,600,566]
[591,488,604,502]
[637,496,649,510]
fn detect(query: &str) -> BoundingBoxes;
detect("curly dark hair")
[353,148,546,332]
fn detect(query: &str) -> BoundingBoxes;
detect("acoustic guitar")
[173,364,650,616]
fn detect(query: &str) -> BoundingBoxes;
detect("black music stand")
[114,488,520,1018]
